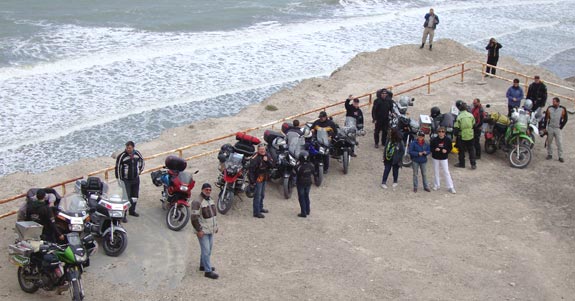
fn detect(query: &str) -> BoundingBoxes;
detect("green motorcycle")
[484,108,533,168]
[9,221,96,301]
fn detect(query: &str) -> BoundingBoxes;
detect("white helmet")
[523,99,533,111]
[302,126,312,139]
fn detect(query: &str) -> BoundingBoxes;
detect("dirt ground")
[0,40,574,300]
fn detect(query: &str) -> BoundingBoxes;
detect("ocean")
[1,0,574,176]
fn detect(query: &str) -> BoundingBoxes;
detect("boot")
[420,43,424,49]
[429,44,432,51]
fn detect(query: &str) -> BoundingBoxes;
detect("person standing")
[312,111,338,173]
[420,8,439,51]
[506,78,524,117]
[381,128,404,189]
[191,183,219,280]
[454,102,477,169]
[543,97,568,162]
[19,189,65,243]
[485,38,502,76]
[345,95,364,157]
[430,127,456,194]
[409,131,431,193]
[248,143,274,218]
[471,98,485,159]
[295,152,314,218]
[115,141,145,219]
[527,75,548,112]
[371,89,393,148]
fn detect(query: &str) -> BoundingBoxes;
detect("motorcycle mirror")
[486,104,491,108]
[194,170,199,174]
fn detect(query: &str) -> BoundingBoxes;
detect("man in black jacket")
[312,111,338,173]
[115,141,145,218]
[295,152,314,218]
[527,75,548,112]
[371,89,394,148]
[249,143,274,218]
[20,189,64,242]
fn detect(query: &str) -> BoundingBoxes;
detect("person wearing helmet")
[506,78,524,117]
[312,111,338,173]
[454,103,477,169]
[345,95,364,130]
[371,88,394,148]
[471,98,485,159]
[295,151,314,218]
[408,131,431,193]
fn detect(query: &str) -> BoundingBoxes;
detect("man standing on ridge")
[420,8,439,51]
[115,141,145,220]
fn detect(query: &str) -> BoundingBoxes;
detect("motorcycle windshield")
[225,153,244,170]
[287,134,305,158]
[58,194,89,213]
[344,117,357,128]
[316,129,330,147]
[515,114,529,131]
[340,126,357,140]
[104,182,127,204]
[177,172,194,184]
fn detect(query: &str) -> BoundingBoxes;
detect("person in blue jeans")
[190,183,219,279]
[248,143,274,218]
[295,152,314,218]
[409,131,431,193]
[381,128,405,189]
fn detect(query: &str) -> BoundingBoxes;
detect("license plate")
[110,204,124,210]
[70,217,84,225]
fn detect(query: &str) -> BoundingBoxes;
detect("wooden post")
[427,75,431,94]
[461,63,465,82]
[177,149,183,158]
[482,63,486,77]
[524,75,529,95]
[105,170,109,181]
[62,183,66,195]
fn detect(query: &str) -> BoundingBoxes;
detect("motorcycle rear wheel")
[103,230,128,257]
[484,139,497,154]
[166,205,190,231]
[217,189,234,215]
[343,151,350,174]
[509,144,532,169]
[17,266,39,293]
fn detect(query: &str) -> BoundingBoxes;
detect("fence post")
[177,149,183,158]
[461,63,465,82]
[62,183,66,196]
[105,170,109,181]
[427,74,431,94]
[524,75,529,95]
[482,63,486,77]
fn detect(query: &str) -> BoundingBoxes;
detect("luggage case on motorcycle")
[15,221,43,241]
[165,155,187,172]
[235,132,261,145]
[81,177,105,199]
[264,130,284,145]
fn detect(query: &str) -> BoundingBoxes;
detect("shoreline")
[0,39,572,198]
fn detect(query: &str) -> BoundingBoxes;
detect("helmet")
[430,106,441,118]
[397,95,411,114]
[299,151,309,162]
[455,100,465,111]
[302,126,312,139]
[523,99,533,111]
[281,122,291,134]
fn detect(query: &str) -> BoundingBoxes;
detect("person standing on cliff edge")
[420,8,439,51]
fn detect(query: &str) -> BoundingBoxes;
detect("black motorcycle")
[80,177,130,257]
[264,130,302,199]
[331,121,358,174]
[306,126,330,186]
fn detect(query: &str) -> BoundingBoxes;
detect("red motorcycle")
[215,132,260,214]
[151,156,197,231]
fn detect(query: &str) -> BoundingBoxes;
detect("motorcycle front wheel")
[283,177,293,199]
[401,153,412,167]
[509,144,532,169]
[69,267,84,301]
[166,205,190,231]
[17,266,39,293]
[103,230,128,257]
[343,150,350,174]
[314,163,324,187]
[217,189,234,215]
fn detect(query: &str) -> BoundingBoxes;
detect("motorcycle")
[9,221,96,301]
[215,132,260,214]
[305,126,330,186]
[80,177,130,257]
[484,106,533,168]
[331,118,359,174]
[389,96,418,167]
[264,129,303,199]
[150,156,197,231]
[55,193,91,238]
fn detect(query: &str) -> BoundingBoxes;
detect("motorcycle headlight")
[110,210,124,218]
[69,224,84,232]
[75,253,87,263]
[180,185,188,192]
